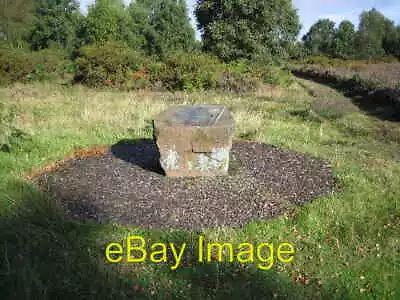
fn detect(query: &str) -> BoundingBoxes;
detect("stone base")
[160,147,230,177]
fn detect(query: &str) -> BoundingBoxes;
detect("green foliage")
[302,55,399,69]
[126,1,153,52]
[303,9,399,60]
[84,0,132,46]
[219,62,259,93]
[74,42,148,88]
[146,55,293,92]
[73,45,295,92]
[0,0,35,48]
[0,45,70,85]
[28,0,82,53]
[226,60,293,88]
[82,0,196,57]
[383,25,400,58]
[195,0,301,62]
[287,41,310,60]
[153,53,222,91]
[303,55,346,67]
[0,102,27,152]
[132,0,196,58]
[331,20,356,59]
[302,19,336,56]
[355,8,394,59]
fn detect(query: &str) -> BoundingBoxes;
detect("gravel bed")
[33,140,337,230]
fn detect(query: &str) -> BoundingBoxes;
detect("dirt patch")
[29,140,337,230]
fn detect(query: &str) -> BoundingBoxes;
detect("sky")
[79,0,400,39]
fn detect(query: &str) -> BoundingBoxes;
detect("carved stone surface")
[153,104,235,176]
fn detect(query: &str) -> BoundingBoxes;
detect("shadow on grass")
[143,231,351,299]
[110,138,165,175]
[0,178,350,299]
[292,70,400,122]
[0,178,148,300]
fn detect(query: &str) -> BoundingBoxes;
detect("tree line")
[302,8,400,59]
[1,0,399,62]
[0,0,301,62]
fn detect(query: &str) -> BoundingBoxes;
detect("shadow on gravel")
[293,70,400,122]
[110,138,166,175]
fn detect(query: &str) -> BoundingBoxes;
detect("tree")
[195,0,301,62]
[0,0,35,47]
[126,1,153,52]
[331,20,356,59]
[84,0,128,45]
[383,25,400,58]
[131,0,196,58]
[28,0,82,52]
[302,19,336,56]
[355,8,394,58]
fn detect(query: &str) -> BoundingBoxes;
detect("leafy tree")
[302,19,336,56]
[28,0,82,52]
[383,25,400,58]
[195,0,301,62]
[0,0,35,48]
[355,8,394,58]
[126,1,153,52]
[331,20,356,59]
[84,0,128,45]
[131,0,196,58]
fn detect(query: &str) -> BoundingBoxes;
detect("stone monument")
[153,104,235,177]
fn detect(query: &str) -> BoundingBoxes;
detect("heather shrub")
[256,66,294,87]
[220,61,260,92]
[0,46,70,86]
[74,42,149,88]
[367,56,399,64]
[156,54,222,91]
[226,60,294,88]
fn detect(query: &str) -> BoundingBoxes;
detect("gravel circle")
[33,140,337,230]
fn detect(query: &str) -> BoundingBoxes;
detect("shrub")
[220,61,260,93]
[0,46,70,86]
[74,42,149,88]
[256,66,294,87]
[367,56,399,64]
[155,54,223,91]
[226,60,294,88]
[218,71,259,93]
[151,55,288,92]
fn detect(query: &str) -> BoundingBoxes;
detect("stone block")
[153,104,235,177]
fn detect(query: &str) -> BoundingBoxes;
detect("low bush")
[227,60,294,88]
[218,70,259,93]
[155,54,222,91]
[367,56,399,64]
[220,61,260,93]
[74,42,149,88]
[0,46,70,86]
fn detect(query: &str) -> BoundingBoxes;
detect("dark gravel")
[33,140,337,230]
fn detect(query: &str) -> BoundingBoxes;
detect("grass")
[0,80,399,299]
